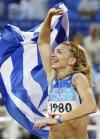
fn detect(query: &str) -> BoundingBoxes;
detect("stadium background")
[0,0,100,139]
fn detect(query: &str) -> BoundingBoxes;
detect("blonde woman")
[34,8,96,139]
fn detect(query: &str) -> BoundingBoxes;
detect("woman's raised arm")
[38,8,63,82]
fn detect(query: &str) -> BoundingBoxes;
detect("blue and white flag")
[0,3,69,139]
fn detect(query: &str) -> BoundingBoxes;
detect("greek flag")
[0,3,69,139]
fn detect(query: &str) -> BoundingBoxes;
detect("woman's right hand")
[48,8,64,17]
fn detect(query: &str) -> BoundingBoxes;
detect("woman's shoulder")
[72,73,88,86]
[73,72,87,79]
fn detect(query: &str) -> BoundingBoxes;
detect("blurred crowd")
[0,0,100,139]
[78,0,100,18]
[0,0,100,21]
[0,0,49,20]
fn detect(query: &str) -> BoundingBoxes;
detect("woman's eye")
[58,51,62,54]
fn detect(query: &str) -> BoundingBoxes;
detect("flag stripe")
[10,44,44,116]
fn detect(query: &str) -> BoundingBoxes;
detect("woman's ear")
[68,57,76,66]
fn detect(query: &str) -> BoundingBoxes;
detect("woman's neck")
[56,67,73,80]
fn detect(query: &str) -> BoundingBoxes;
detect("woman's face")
[51,44,75,69]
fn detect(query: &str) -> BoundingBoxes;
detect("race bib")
[48,101,78,115]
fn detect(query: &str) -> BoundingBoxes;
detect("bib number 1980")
[48,101,73,115]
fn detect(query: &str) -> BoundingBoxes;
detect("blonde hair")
[62,41,93,86]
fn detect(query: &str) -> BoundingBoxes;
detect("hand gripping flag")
[0,3,69,139]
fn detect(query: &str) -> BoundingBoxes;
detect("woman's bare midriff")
[49,116,89,139]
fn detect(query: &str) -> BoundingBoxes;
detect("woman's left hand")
[33,118,57,129]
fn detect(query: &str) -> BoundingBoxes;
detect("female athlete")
[34,8,96,139]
